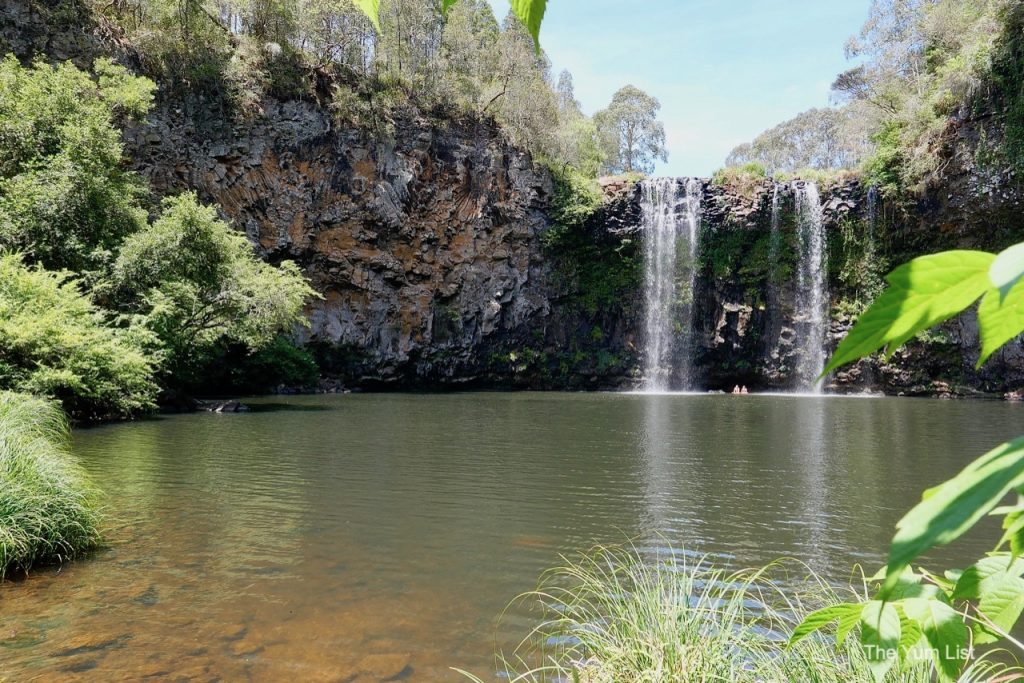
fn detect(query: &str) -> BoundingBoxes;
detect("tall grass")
[0,391,102,578]
[457,544,1022,682]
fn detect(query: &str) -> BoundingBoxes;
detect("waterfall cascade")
[866,185,879,240]
[794,182,830,392]
[764,184,784,362]
[640,178,702,392]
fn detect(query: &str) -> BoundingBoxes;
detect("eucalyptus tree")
[483,12,559,157]
[594,85,668,175]
[725,106,875,173]
[438,0,500,107]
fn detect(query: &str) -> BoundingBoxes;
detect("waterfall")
[640,178,702,392]
[866,185,879,241]
[764,184,784,362]
[794,182,829,393]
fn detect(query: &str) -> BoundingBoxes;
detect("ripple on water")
[1,392,1020,679]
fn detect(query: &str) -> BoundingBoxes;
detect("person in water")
[732,385,741,394]
[741,386,749,394]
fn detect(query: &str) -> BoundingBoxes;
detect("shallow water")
[2,392,1022,680]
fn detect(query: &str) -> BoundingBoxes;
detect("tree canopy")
[595,85,669,175]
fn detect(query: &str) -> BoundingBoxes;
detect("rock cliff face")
[602,175,1024,396]
[122,101,1024,395]
[127,100,568,387]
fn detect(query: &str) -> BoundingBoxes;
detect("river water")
[2,393,1021,680]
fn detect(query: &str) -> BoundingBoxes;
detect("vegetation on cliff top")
[89,0,663,179]
[721,0,1023,197]
[0,392,102,578]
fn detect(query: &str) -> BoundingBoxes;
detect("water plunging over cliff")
[867,185,879,240]
[794,182,829,392]
[764,184,784,365]
[640,178,702,391]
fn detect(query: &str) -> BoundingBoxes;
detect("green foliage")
[541,166,603,248]
[356,0,546,46]
[0,55,153,273]
[0,392,102,578]
[726,106,874,174]
[200,336,320,394]
[992,3,1024,171]
[834,215,886,306]
[96,1,610,177]
[0,254,159,421]
[711,162,768,191]
[542,168,639,316]
[459,545,1019,683]
[594,85,668,175]
[836,0,1014,192]
[798,235,1024,680]
[110,193,318,387]
[823,250,996,376]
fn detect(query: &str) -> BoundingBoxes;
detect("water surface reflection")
[1,393,1020,679]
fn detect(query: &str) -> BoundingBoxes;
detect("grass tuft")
[458,543,1022,682]
[0,391,102,578]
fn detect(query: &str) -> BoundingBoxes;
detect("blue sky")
[486,0,872,177]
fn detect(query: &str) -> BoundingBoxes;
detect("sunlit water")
[2,393,1022,680]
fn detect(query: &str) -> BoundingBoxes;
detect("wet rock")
[351,653,413,682]
[198,400,251,413]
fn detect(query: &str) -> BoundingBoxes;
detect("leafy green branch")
[792,241,1024,681]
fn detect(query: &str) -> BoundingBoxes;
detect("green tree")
[376,0,444,92]
[438,0,500,108]
[109,193,318,387]
[0,56,154,274]
[594,85,668,175]
[725,106,876,173]
[0,254,159,421]
[484,12,559,158]
[832,0,1014,190]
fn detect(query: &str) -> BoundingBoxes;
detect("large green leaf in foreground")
[952,554,1024,643]
[355,0,547,45]
[977,277,1024,366]
[860,600,901,682]
[900,598,968,681]
[822,250,995,377]
[886,438,1024,588]
[510,0,548,45]
[353,0,380,30]
[991,242,1024,298]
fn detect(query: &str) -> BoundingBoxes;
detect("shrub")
[0,392,102,578]
[0,254,159,421]
[110,193,318,389]
[197,336,320,395]
[711,162,769,195]
[0,56,154,273]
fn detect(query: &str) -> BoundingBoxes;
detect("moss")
[543,167,641,317]
[829,215,887,307]
[699,212,798,306]
[991,4,1024,174]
